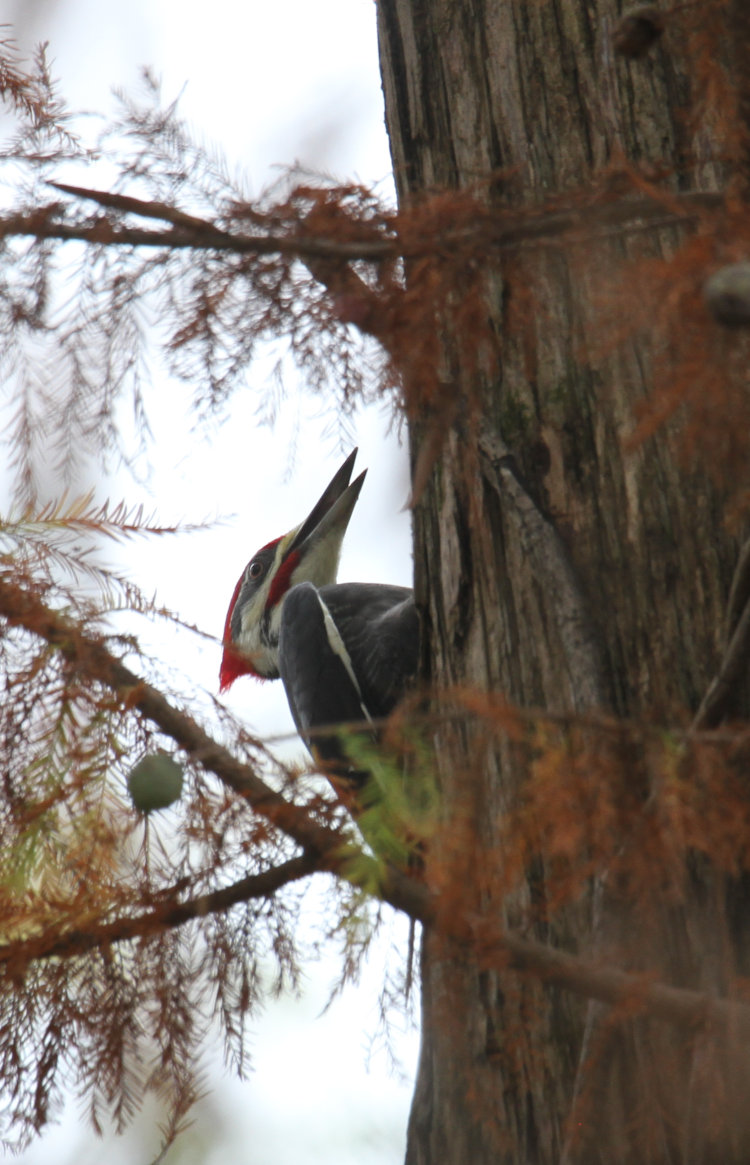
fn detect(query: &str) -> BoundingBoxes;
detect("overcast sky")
[5,2,417,1161]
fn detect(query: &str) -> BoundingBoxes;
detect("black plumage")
[278,580,418,777]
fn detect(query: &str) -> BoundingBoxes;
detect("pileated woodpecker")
[219,450,418,782]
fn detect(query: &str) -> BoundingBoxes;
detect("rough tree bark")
[376,1,749,1162]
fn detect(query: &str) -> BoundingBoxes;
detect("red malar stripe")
[267,548,300,609]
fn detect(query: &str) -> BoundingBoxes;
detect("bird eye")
[248,560,264,580]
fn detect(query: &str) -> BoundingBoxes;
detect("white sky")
[4,1,418,1161]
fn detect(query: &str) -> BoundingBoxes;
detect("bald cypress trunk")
[376,1,750,1161]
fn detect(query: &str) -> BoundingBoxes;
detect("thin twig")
[48,180,236,234]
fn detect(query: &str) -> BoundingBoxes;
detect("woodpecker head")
[220,449,366,691]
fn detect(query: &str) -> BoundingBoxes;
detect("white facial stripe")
[232,522,349,681]
[233,538,290,676]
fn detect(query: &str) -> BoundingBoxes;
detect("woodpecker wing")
[278,580,418,772]
[316,582,418,718]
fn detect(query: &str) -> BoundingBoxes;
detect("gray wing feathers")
[317,583,418,719]
[277,583,370,744]
[278,581,418,754]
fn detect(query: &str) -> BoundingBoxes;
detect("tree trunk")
[376,1,749,1161]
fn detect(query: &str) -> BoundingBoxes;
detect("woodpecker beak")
[284,448,367,571]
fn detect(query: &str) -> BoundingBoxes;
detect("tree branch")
[3,577,750,1038]
[0,853,318,970]
[478,924,750,1039]
[0,188,726,265]
[0,575,428,920]
[0,205,394,260]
